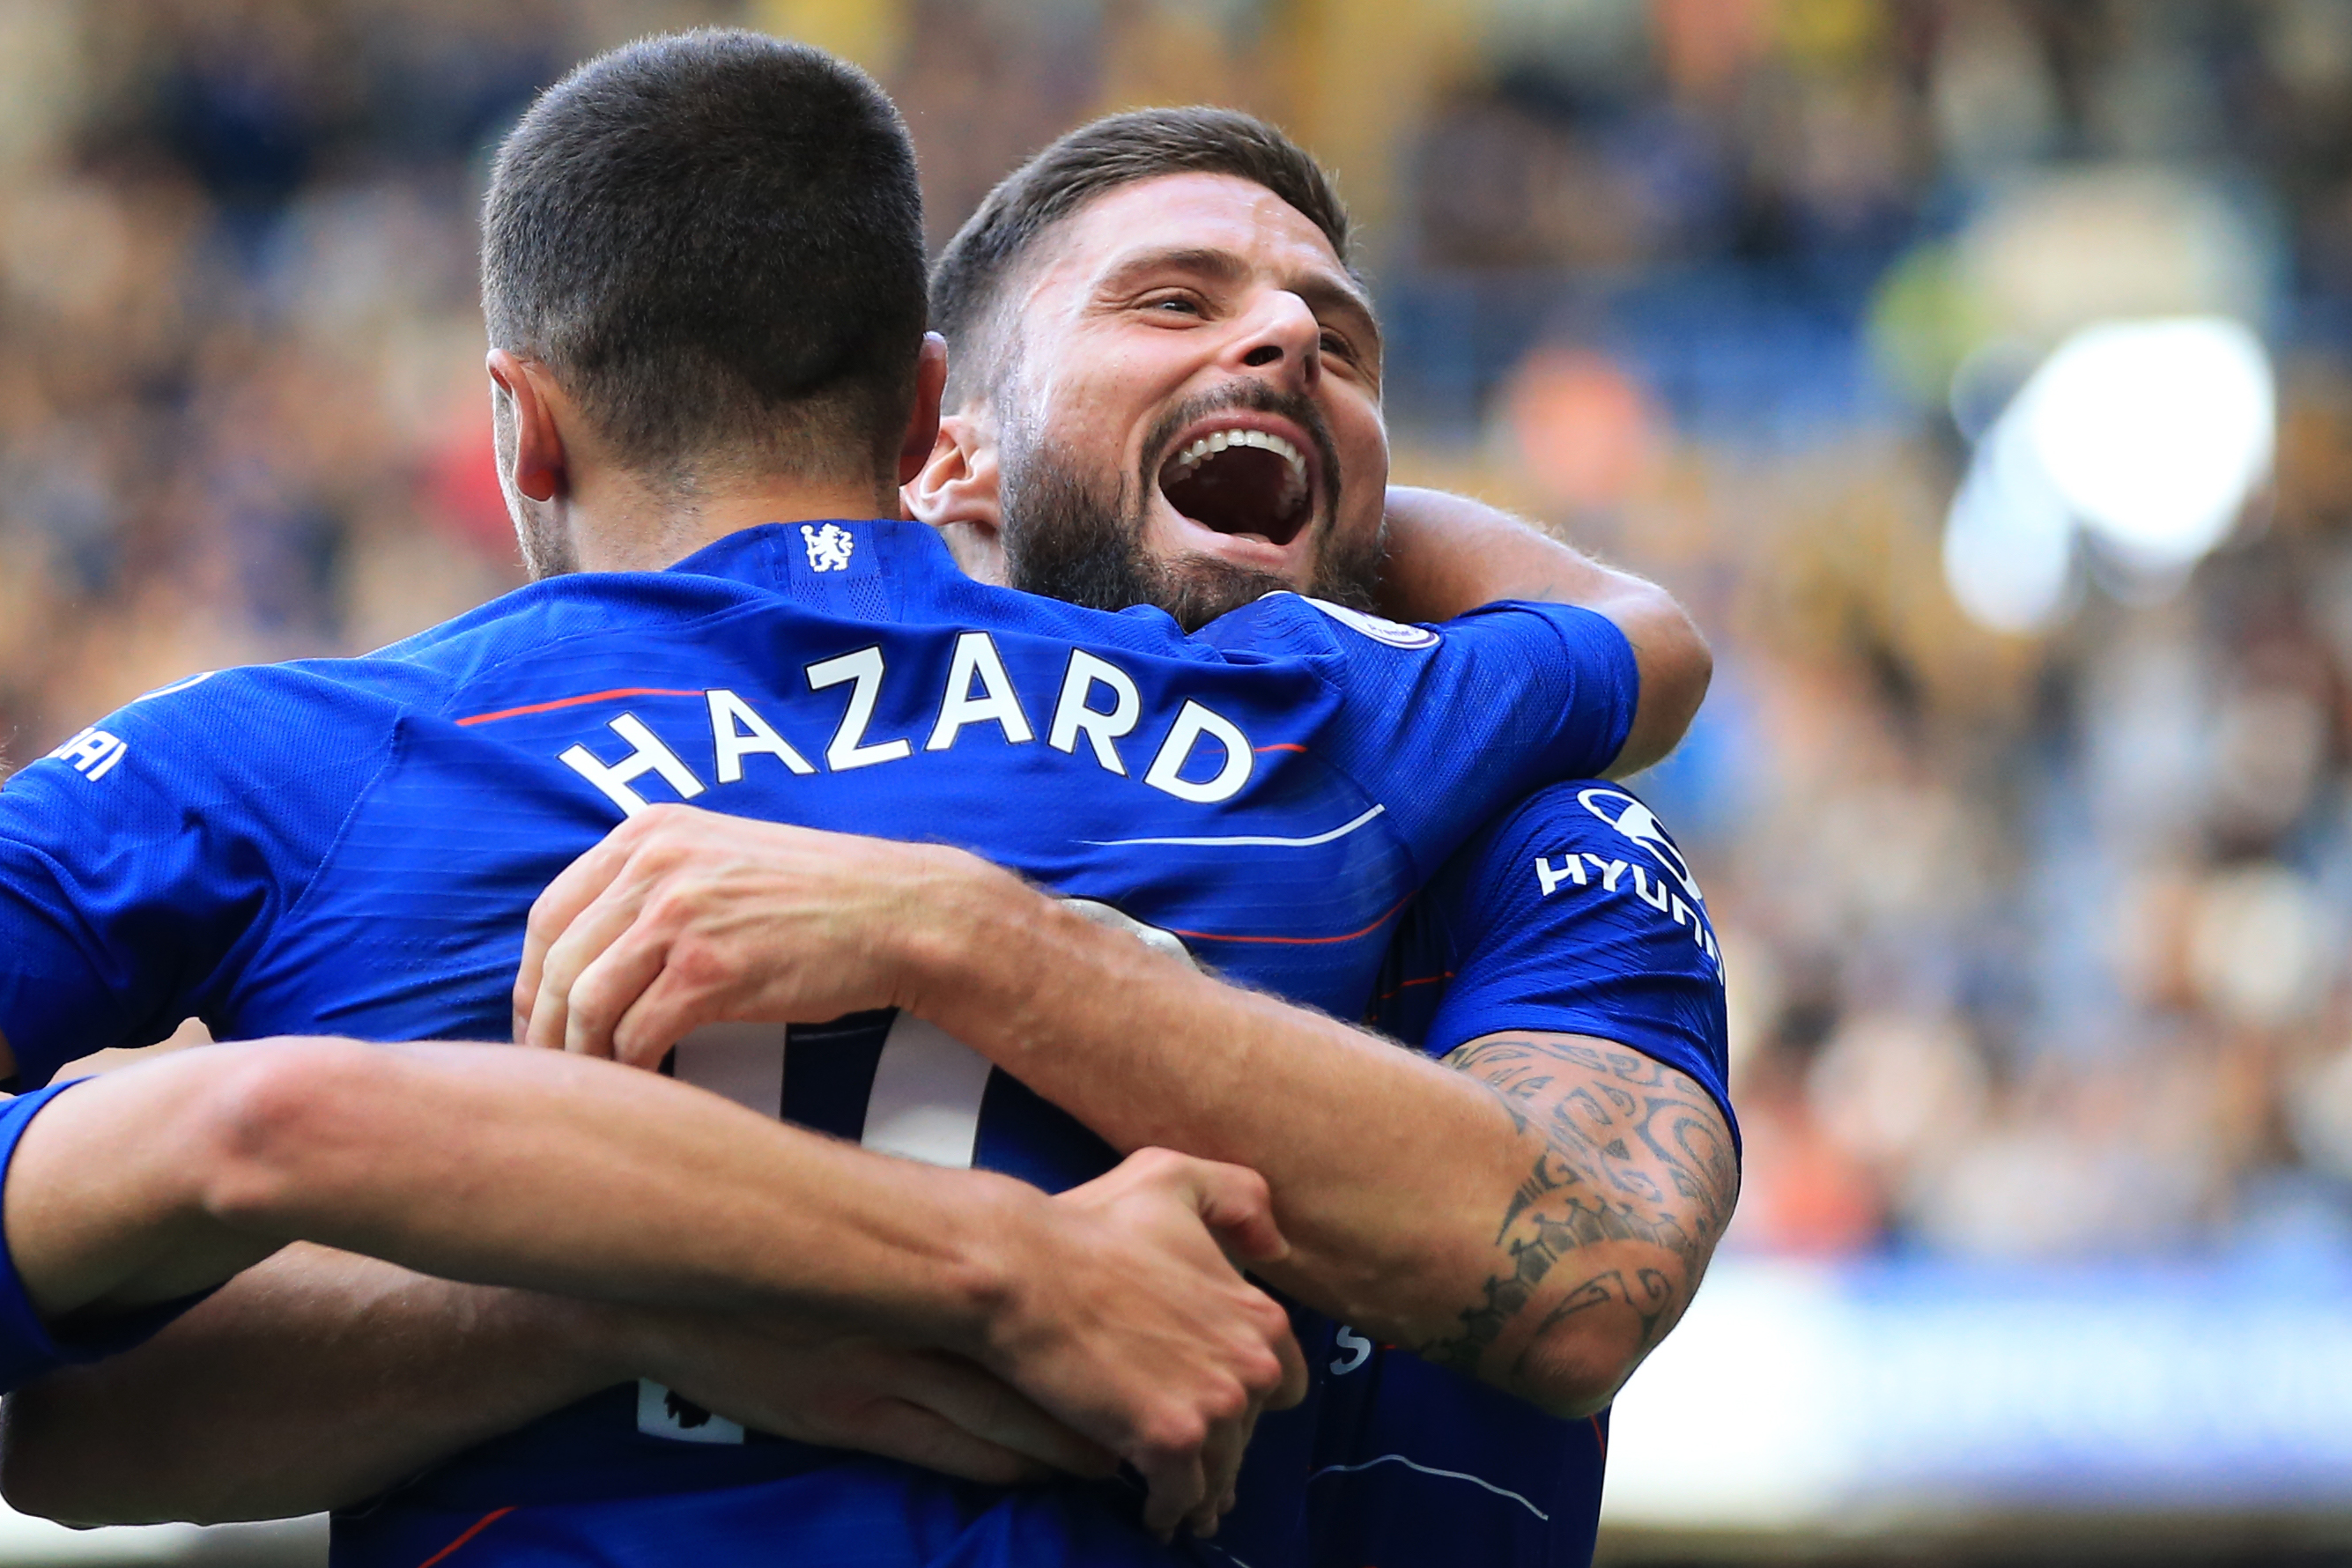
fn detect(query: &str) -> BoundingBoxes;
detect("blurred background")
[3,0,2352,1562]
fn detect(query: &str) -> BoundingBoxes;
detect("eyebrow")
[1098,244,1385,363]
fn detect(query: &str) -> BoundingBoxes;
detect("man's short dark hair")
[483,30,927,488]
[929,107,1351,406]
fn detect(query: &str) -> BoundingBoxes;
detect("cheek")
[1327,400,1389,530]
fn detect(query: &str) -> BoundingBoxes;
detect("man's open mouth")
[1157,425,1314,549]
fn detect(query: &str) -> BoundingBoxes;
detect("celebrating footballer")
[0,26,1734,1568]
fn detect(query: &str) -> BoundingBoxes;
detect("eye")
[1138,291,1206,318]
[1320,329,1358,363]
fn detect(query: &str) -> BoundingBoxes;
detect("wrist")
[518,1291,662,1390]
[921,1172,1058,1366]
[891,848,1047,1028]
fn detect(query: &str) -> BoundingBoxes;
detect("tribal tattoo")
[1415,1033,1737,1404]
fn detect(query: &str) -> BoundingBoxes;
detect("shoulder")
[1434,780,1723,1003]
[1456,780,1709,922]
[0,644,471,847]
[1422,778,1736,1143]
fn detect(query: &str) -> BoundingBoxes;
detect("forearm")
[906,884,1736,1415]
[1378,485,1710,774]
[1,1246,623,1524]
[0,1042,1029,1522]
[907,882,1518,1344]
[11,1039,1024,1351]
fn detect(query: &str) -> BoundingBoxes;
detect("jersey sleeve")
[0,668,403,1085]
[1412,780,1737,1152]
[1195,595,1639,865]
[0,1081,209,1391]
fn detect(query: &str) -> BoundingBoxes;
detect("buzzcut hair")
[929,107,1352,406]
[482,30,928,489]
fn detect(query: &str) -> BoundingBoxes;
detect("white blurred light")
[1942,316,2273,632]
[2020,317,2274,573]
[1942,412,2076,632]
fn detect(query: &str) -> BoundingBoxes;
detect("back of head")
[483,30,926,492]
[929,106,1350,409]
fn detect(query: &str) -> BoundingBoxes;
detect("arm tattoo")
[1414,1033,1738,1398]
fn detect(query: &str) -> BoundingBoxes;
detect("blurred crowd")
[9,0,2352,1267]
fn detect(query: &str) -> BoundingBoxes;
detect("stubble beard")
[995,396,1386,633]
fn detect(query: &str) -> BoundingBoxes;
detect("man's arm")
[519,810,1734,1415]
[1379,485,1710,776]
[1,1039,1303,1535]
[1414,1032,1734,1408]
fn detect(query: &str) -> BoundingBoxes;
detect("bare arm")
[521,810,1735,1414]
[1,1039,1301,1534]
[1379,485,1710,776]
[4,1249,625,1523]
[1416,1032,1735,1407]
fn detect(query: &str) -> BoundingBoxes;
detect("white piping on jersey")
[1083,802,1386,849]
[1305,1453,1552,1520]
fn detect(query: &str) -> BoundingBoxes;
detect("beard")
[996,387,1385,632]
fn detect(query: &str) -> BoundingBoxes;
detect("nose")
[1226,289,1320,392]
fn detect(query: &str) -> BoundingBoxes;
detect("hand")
[514,804,1010,1066]
[623,1306,1115,1487]
[980,1148,1307,1540]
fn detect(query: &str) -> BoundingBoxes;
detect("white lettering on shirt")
[1143,701,1253,803]
[544,643,1259,813]
[706,689,815,782]
[925,632,1033,751]
[47,728,129,781]
[1048,650,1142,774]
[559,714,707,817]
[1534,854,1586,896]
[807,647,913,771]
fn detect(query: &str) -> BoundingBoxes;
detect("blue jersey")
[0,1082,208,1393]
[1304,781,1734,1568]
[0,520,1638,1566]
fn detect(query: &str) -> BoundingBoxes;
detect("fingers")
[523,887,653,1055]
[514,818,641,1040]
[876,1349,1117,1481]
[847,1398,1056,1488]
[1188,1409,1248,1539]
[1133,1437,1209,1542]
[1162,1152,1291,1266]
[555,912,682,1062]
[1268,1311,1308,1410]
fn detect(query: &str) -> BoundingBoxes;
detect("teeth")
[1168,427,1311,493]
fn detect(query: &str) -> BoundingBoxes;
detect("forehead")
[1039,171,1349,292]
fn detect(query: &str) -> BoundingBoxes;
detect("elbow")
[186,1039,377,1239]
[1503,1325,1645,1420]
[1610,601,1712,779]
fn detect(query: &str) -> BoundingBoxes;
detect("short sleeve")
[0,1080,209,1391]
[1412,780,1737,1152]
[0,667,404,1085]
[1194,595,1640,858]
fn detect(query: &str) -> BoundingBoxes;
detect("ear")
[895,333,949,488]
[487,349,567,505]
[904,403,1009,583]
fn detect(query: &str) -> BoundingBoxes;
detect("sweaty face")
[989,173,1390,629]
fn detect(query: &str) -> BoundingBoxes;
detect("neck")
[568,470,893,574]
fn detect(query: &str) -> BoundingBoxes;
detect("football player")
[911,110,1738,1568]
[0,33,1707,1568]
[518,111,1738,1568]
